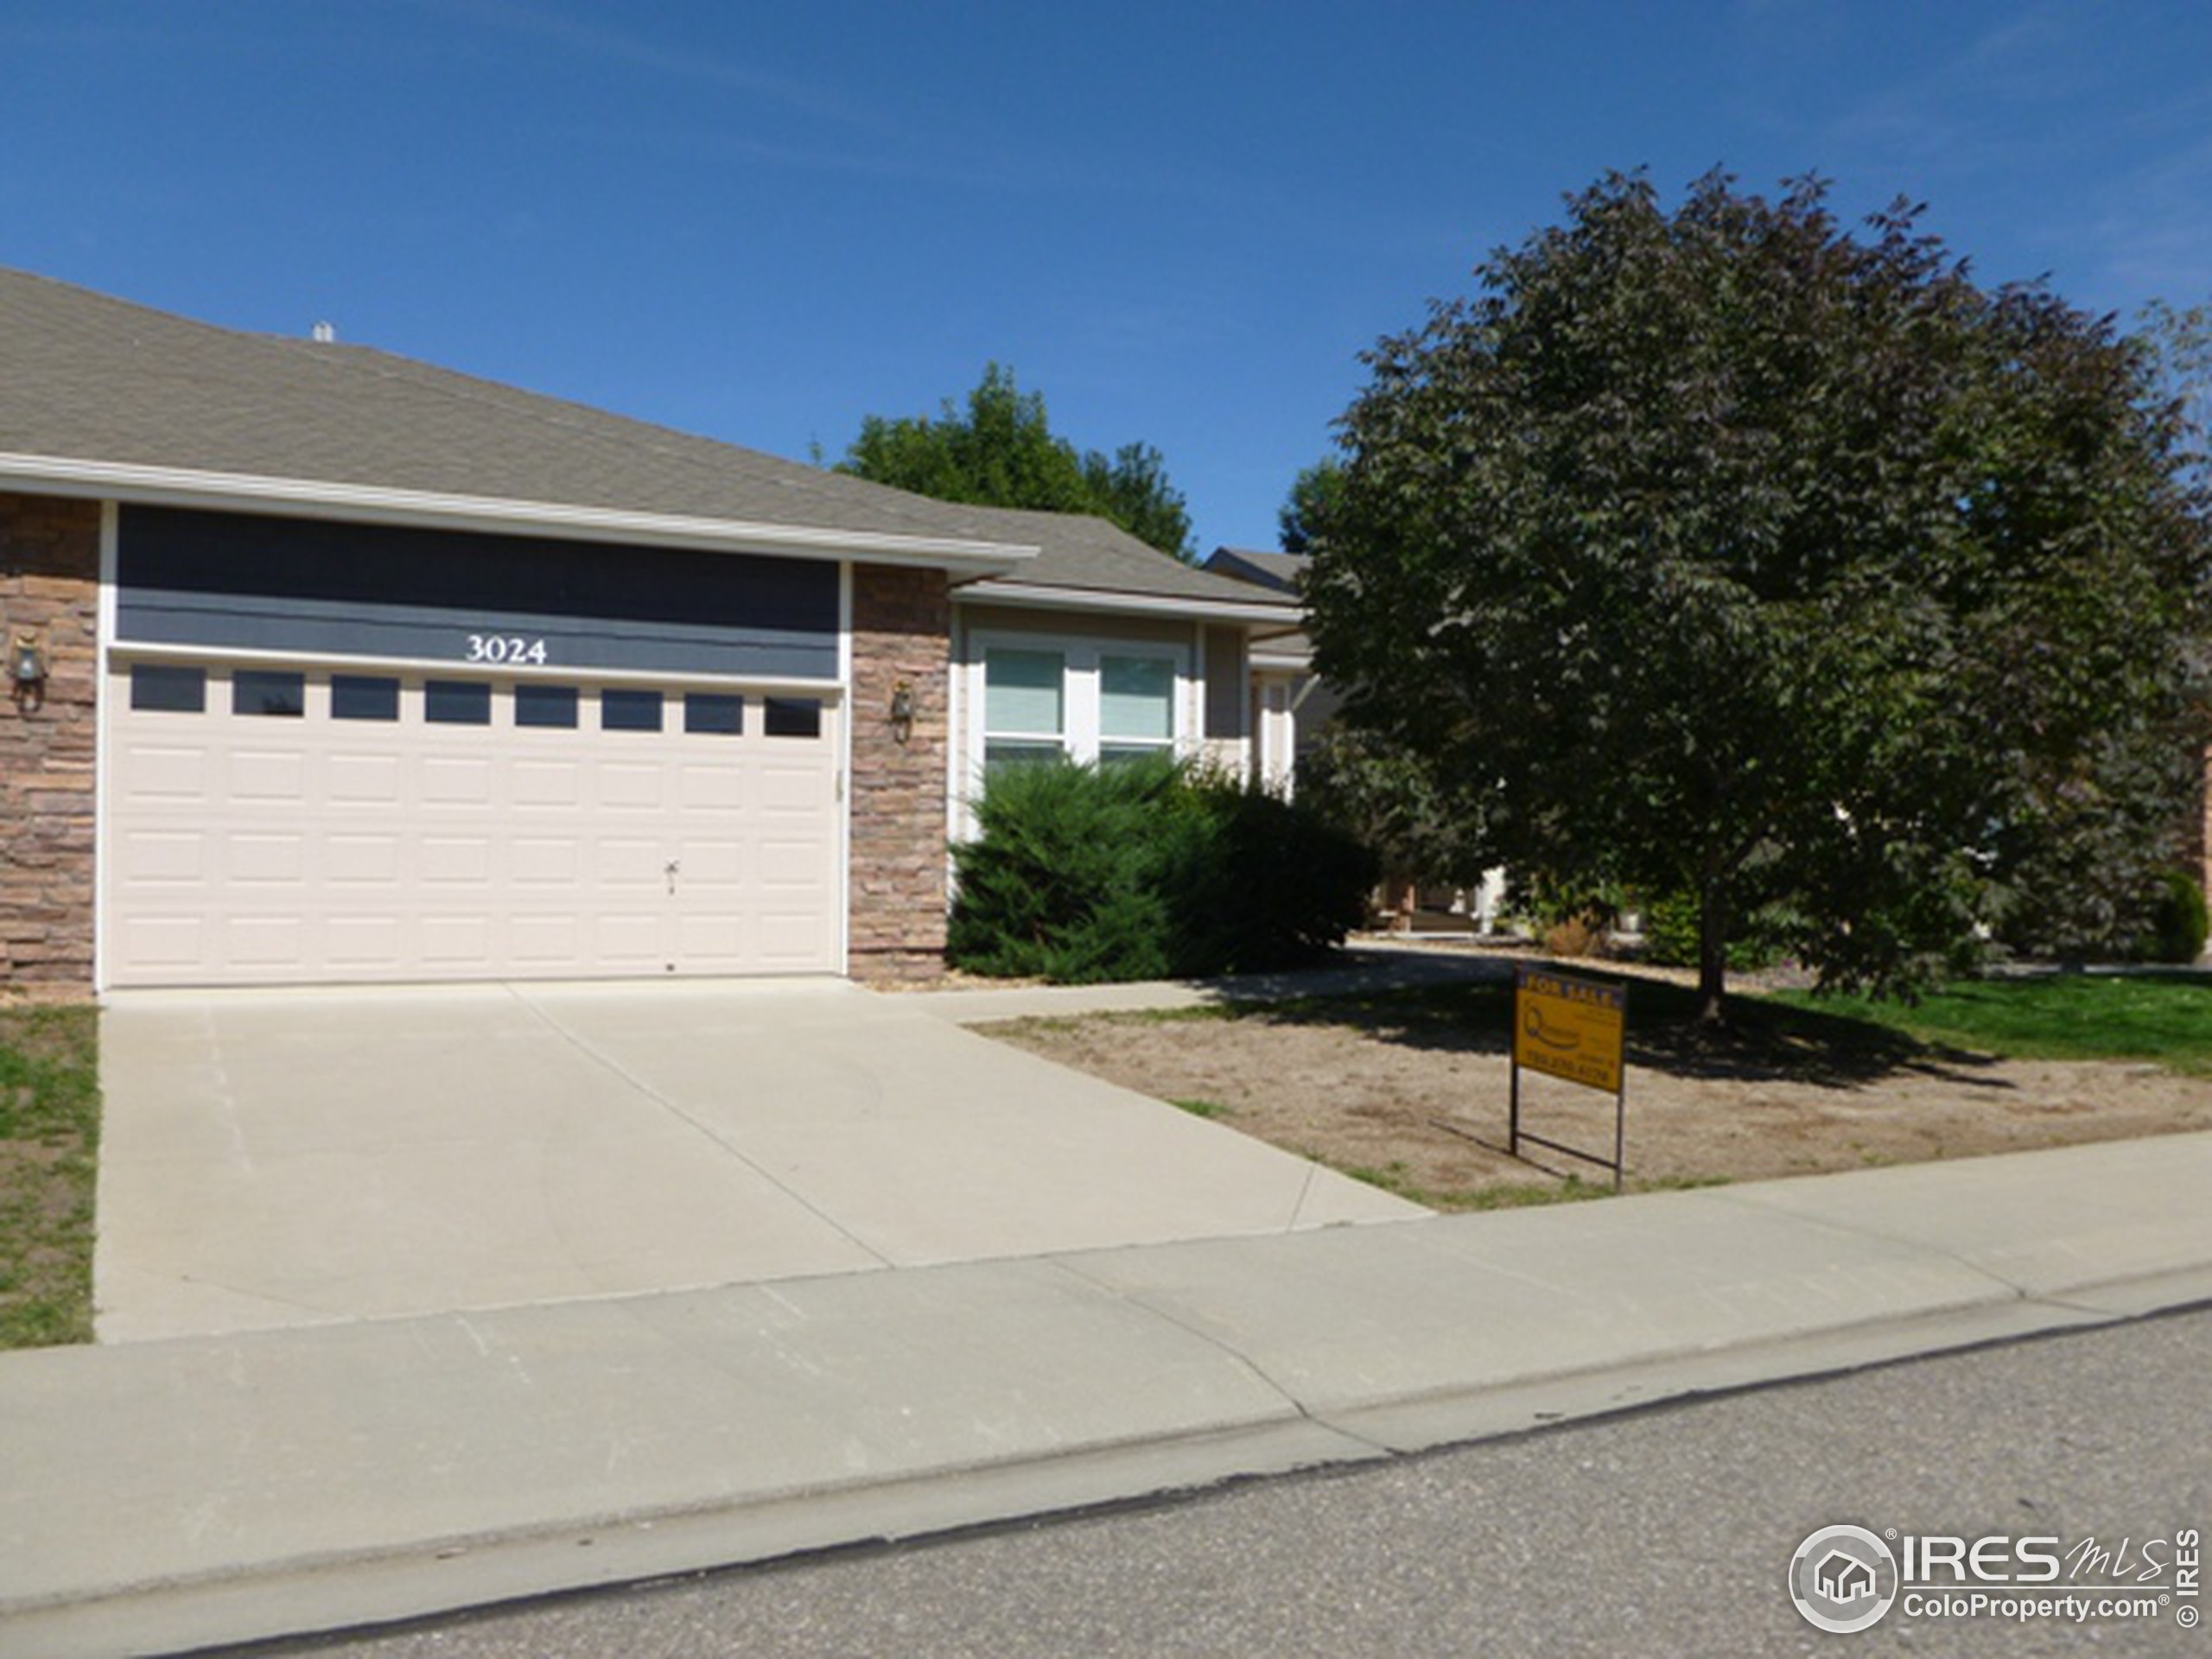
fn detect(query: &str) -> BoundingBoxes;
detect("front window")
[982,647,1067,769]
[1098,654,1175,766]
[969,636,1187,787]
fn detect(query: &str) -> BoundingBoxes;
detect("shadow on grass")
[1217,958,2005,1091]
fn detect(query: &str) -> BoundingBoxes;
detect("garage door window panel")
[130,663,206,714]
[764,697,822,739]
[331,675,400,721]
[601,689,663,732]
[685,692,744,735]
[515,683,581,728]
[233,670,306,718]
[425,680,493,726]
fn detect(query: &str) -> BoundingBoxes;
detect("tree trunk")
[1697,883,1731,1025]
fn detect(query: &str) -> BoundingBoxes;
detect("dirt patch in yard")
[987,988,2212,1206]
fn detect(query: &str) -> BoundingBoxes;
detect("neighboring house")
[1199,546,1340,793]
[0,267,1297,995]
[1205,545,1505,934]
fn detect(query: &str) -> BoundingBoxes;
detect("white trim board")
[958,581,1298,625]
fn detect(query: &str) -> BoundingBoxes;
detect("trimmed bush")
[948,757,1376,983]
[2138,871,2209,964]
[1180,781,1380,973]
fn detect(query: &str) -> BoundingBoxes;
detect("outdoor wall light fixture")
[888,679,916,745]
[10,631,48,713]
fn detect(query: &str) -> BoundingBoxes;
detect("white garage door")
[104,659,842,987]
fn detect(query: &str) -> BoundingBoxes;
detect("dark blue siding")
[117,505,840,679]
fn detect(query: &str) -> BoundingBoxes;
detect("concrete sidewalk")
[7,1131,2212,1658]
[896,941,1512,1025]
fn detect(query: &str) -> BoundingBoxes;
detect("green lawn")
[1216,965,2212,1080]
[1763,972,2212,1076]
[0,1005,100,1348]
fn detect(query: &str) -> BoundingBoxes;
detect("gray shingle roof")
[1203,545,1309,594]
[944,506,1298,609]
[0,265,1294,613]
[0,265,990,545]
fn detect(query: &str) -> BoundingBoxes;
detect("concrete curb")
[5,1132,2210,1657]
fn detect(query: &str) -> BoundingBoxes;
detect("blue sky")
[5,1,2209,554]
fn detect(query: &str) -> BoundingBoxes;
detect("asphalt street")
[265,1305,2212,1659]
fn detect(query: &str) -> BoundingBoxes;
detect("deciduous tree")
[1278,459,1345,555]
[1306,170,2210,1020]
[836,364,1193,558]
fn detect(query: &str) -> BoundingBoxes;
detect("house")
[0,267,1298,995]
[1199,546,1341,794]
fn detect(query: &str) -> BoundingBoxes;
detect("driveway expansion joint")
[499,982,897,1271]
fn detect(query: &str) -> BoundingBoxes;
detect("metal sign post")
[1510,962,1628,1191]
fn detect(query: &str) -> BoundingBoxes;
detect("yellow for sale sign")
[1513,964,1626,1094]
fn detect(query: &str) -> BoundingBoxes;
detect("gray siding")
[117,505,839,679]
[1203,626,1246,741]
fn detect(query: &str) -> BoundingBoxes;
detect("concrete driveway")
[93,980,1420,1342]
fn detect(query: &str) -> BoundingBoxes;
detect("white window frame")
[960,628,1194,824]
[977,641,1073,770]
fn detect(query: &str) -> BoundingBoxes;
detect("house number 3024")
[464,634,550,665]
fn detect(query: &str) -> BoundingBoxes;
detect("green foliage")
[1171,1097,1233,1119]
[1638,888,1786,972]
[948,756,1185,983]
[1278,458,1347,554]
[1509,870,1629,931]
[1637,889,1702,969]
[2138,296,2211,494]
[835,363,1195,559]
[949,757,1376,982]
[1299,726,1493,887]
[2136,870,2209,964]
[1307,168,2212,1018]
[1083,442,1192,563]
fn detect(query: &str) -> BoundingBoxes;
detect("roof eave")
[0,452,1039,575]
[955,577,1301,625]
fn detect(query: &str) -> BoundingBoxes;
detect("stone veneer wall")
[1,493,100,997]
[847,563,951,982]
